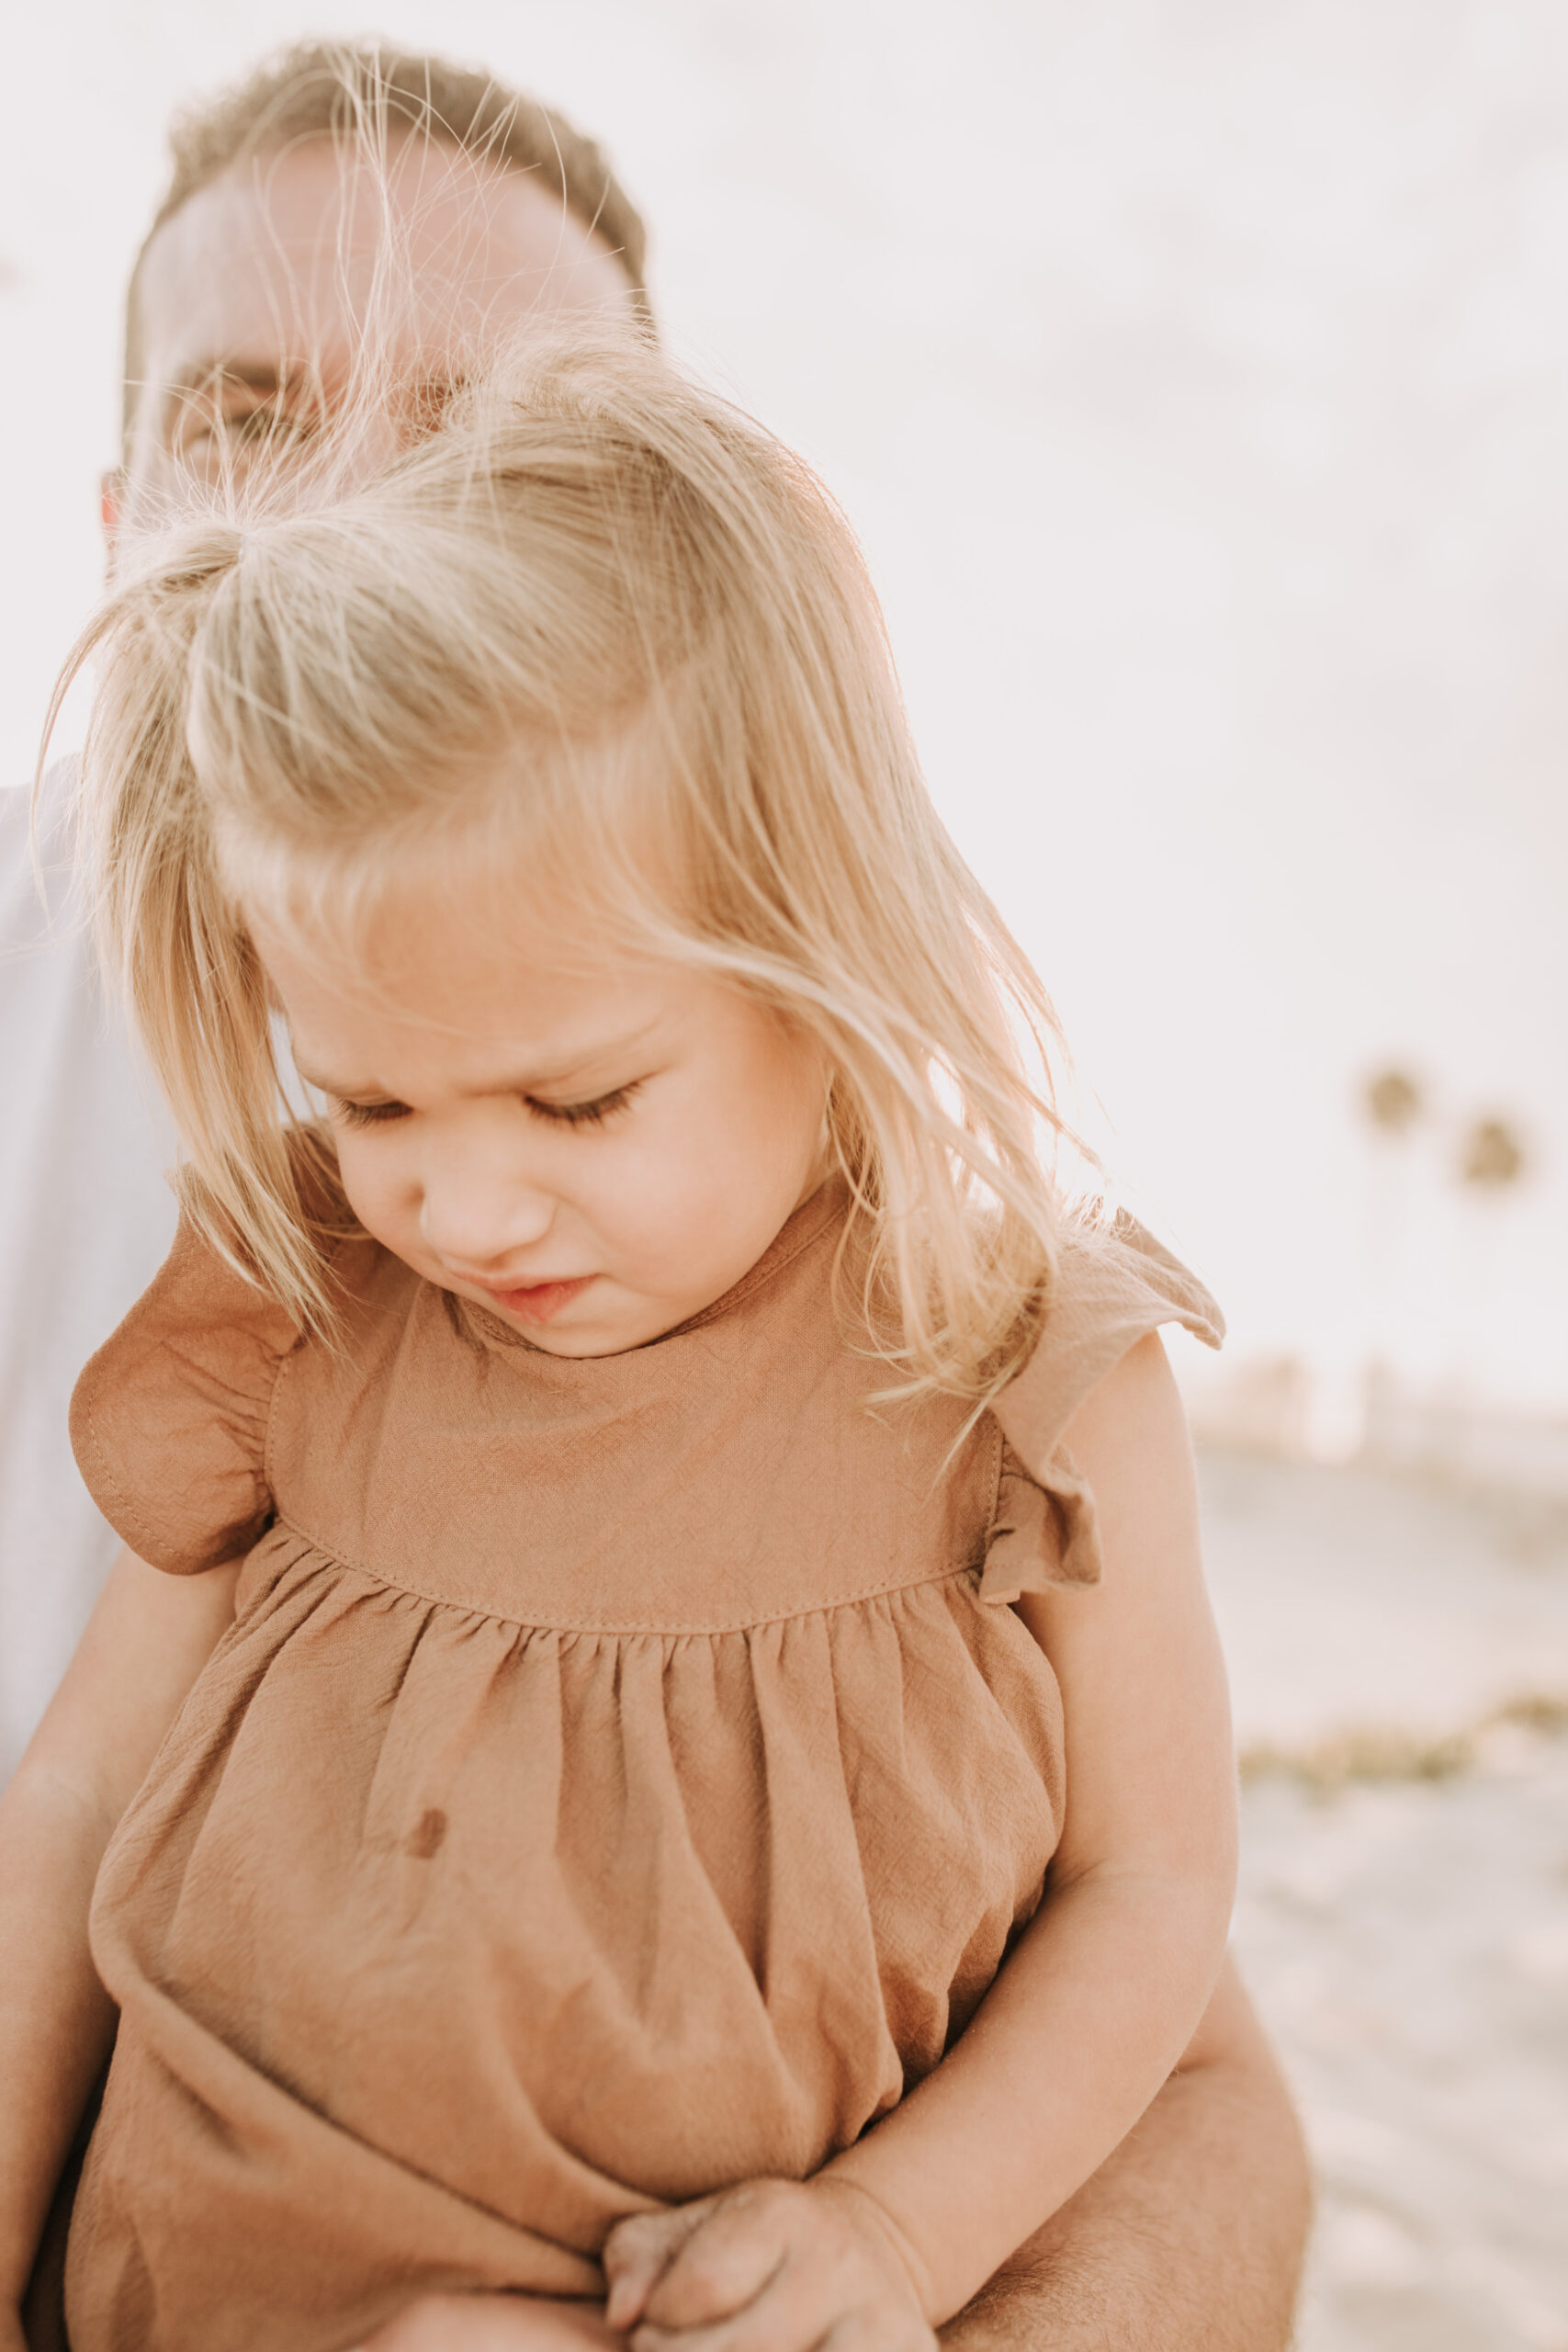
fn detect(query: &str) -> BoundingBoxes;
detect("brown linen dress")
[63,1175,1220,2352]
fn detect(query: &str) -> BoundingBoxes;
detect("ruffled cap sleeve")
[979,1214,1223,1604]
[69,1209,300,1575]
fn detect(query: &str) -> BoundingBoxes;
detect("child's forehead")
[234,729,692,991]
[229,703,714,1085]
[252,890,697,1088]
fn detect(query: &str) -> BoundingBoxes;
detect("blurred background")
[3,2,1565,2345]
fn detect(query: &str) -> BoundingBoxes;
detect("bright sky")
[3,0,1565,1406]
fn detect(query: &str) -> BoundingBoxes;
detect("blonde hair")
[55,333,1077,1407]
[121,38,649,455]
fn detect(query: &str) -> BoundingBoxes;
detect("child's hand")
[603,2177,936,2352]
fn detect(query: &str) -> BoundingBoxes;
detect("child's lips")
[479,1273,594,1327]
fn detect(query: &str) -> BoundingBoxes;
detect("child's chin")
[522,1294,691,1357]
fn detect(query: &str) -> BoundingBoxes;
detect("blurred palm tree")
[1357,1080,1532,1455]
[1359,1068,1426,1410]
[1450,1115,1528,1409]
[1365,1068,1423,1136]
[1460,1116,1525,1190]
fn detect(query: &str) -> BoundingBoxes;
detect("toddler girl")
[2,335,1235,2352]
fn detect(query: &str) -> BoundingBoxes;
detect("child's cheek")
[333,1139,405,1256]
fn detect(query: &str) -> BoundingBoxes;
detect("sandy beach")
[1205,1445,1568,2350]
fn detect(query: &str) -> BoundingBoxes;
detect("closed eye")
[330,1081,645,1131]
[333,1097,411,1130]
[524,1081,642,1128]
[171,383,324,466]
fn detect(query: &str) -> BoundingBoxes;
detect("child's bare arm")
[605,1332,1237,2344]
[0,1545,239,2322]
[825,1331,1236,2315]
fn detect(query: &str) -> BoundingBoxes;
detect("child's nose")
[417,1164,557,1274]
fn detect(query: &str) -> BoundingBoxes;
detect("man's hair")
[121,39,650,445]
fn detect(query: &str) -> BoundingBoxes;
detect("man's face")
[114,135,637,536]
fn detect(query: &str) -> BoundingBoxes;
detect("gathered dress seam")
[256,1511,982,1637]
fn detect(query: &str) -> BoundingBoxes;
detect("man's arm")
[942,1956,1310,2352]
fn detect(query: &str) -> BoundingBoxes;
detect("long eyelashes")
[333,1082,644,1133]
[531,1084,640,1127]
[333,1098,410,1130]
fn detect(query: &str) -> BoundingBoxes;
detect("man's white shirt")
[0,769,177,1778]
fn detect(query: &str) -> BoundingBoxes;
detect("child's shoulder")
[1018,1212,1224,1430]
[67,1129,389,1577]
[977,1212,1222,1605]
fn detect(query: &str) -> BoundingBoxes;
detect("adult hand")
[604,2177,936,2352]
[356,2292,624,2352]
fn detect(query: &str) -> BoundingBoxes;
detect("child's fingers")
[626,2181,935,2352]
[604,2204,723,2331]
[635,2188,792,2331]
